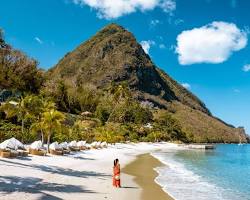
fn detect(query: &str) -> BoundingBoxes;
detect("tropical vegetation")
[0,25,248,144]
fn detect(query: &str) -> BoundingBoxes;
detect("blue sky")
[1,0,250,133]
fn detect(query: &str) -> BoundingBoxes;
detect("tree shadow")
[68,155,95,161]
[0,159,111,179]
[0,175,95,199]
[16,156,32,161]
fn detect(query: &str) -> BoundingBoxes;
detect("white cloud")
[72,0,176,19]
[159,0,176,14]
[34,37,43,44]
[242,64,250,72]
[159,44,166,49]
[174,18,184,25]
[169,44,175,51]
[140,40,155,54]
[181,83,191,89]
[176,21,248,65]
[150,19,160,27]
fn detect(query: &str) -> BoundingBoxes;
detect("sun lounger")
[90,141,98,149]
[77,141,87,150]
[63,149,70,154]
[85,144,91,149]
[0,149,11,158]
[10,150,19,158]
[69,146,80,151]
[17,149,29,157]
[49,142,64,156]
[29,148,46,156]
[80,146,87,150]
[96,141,101,148]
[59,142,70,154]
[49,149,64,155]
[101,142,108,148]
[68,141,80,151]
[0,138,27,158]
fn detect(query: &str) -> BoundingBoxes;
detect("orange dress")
[113,164,121,187]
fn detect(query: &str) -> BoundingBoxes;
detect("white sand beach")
[0,142,178,200]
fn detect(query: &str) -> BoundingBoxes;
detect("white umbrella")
[90,141,97,148]
[68,141,77,147]
[0,137,24,150]
[49,142,60,150]
[60,142,68,149]
[101,141,107,148]
[77,141,86,147]
[30,140,43,150]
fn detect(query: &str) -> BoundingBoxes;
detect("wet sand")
[123,153,174,200]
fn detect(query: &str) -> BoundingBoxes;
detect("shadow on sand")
[0,175,96,200]
[121,186,139,189]
[0,159,110,179]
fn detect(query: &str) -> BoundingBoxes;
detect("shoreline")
[123,153,174,200]
[0,142,179,199]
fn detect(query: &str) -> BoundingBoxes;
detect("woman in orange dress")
[113,158,121,188]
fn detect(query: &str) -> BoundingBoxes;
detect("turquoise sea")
[152,144,250,200]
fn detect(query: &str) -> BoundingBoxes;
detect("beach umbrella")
[30,140,43,150]
[77,141,86,147]
[60,142,68,149]
[96,141,101,148]
[101,141,108,148]
[0,137,24,150]
[91,141,97,148]
[85,143,91,149]
[49,142,60,150]
[69,141,77,147]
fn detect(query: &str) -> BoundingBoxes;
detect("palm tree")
[41,109,65,152]
[30,97,56,145]
[30,120,45,144]
[107,82,131,122]
[0,96,33,141]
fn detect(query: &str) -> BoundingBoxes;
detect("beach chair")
[49,149,64,155]
[49,142,64,156]
[96,141,102,149]
[69,146,80,151]
[17,149,29,157]
[10,150,19,158]
[29,148,47,156]
[68,141,80,151]
[101,141,108,148]
[77,141,87,150]
[85,143,91,150]
[59,142,70,154]
[0,149,11,158]
[90,141,98,149]
[0,138,28,158]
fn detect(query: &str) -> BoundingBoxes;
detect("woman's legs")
[113,177,116,186]
[115,179,121,187]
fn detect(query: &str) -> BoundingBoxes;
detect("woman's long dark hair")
[114,158,119,167]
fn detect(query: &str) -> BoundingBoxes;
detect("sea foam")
[151,150,239,200]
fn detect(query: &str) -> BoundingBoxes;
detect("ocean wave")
[151,150,239,200]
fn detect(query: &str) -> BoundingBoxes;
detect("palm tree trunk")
[47,133,51,153]
[41,129,44,145]
[21,119,24,134]
[21,119,24,142]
